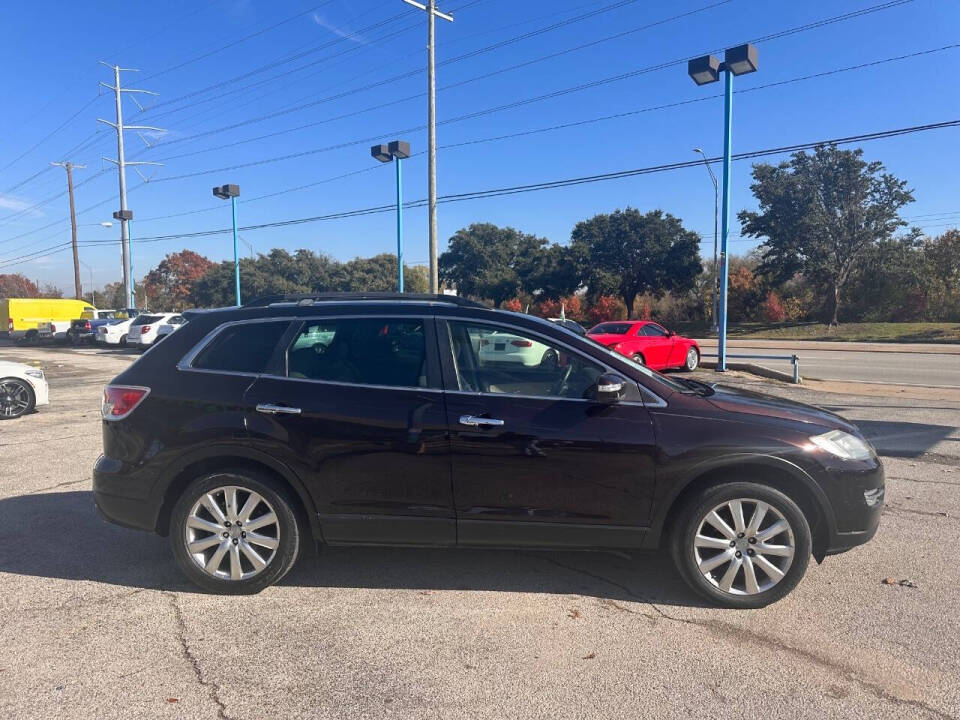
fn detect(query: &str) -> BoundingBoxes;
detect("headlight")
[24,369,44,379]
[809,430,873,461]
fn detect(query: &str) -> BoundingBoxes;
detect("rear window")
[132,315,163,325]
[590,322,632,335]
[192,321,289,374]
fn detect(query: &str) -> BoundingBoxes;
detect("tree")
[586,295,628,324]
[0,274,39,298]
[331,254,429,293]
[762,291,786,322]
[570,208,701,318]
[439,223,550,305]
[142,250,215,310]
[739,145,914,324]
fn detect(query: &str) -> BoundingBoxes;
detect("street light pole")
[718,70,734,371]
[396,154,404,292]
[693,148,719,333]
[687,43,758,373]
[372,141,412,292]
[213,184,242,306]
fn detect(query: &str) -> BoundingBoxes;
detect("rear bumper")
[92,454,162,533]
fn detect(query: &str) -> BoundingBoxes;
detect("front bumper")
[820,460,884,556]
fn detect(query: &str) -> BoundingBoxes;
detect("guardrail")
[701,353,801,384]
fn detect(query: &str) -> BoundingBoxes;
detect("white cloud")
[311,13,367,45]
[0,193,42,218]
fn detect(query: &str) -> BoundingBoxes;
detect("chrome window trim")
[443,316,668,409]
[177,312,669,408]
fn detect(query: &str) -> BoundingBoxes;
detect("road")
[0,343,959,719]
[696,338,960,387]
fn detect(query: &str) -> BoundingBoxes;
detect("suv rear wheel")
[670,482,811,608]
[169,469,302,594]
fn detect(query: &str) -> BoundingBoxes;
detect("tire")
[169,469,303,594]
[23,330,38,346]
[670,481,811,609]
[631,353,645,366]
[119,334,128,347]
[682,347,700,372]
[0,378,36,420]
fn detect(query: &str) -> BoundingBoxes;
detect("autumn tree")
[739,145,913,324]
[0,274,39,298]
[143,250,215,310]
[570,208,701,318]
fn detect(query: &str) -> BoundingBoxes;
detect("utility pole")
[98,62,163,309]
[403,0,453,293]
[50,161,86,299]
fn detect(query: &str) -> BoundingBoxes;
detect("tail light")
[102,385,150,421]
[510,340,532,347]
[8,318,13,331]
[141,325,152,333]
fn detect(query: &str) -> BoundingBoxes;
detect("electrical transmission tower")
[97,62,164,309]
[50,161,86,299]
[402,0,453,294]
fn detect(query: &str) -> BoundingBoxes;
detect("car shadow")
[0,490,705,607]
[840,419,958,458]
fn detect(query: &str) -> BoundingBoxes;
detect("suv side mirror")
[594,373,626,404]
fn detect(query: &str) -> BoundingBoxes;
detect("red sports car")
[587,320,700,371]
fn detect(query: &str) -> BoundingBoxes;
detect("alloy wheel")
[184,486,280,581]
[0,380,31,418]
[686,348,699,370]
[693,498,795,596]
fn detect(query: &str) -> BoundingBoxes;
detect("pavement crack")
[522,552,956,720]
[17,477,90,495]
[887,475,960,487]
[883,505,955,521]
[164,591,234,720]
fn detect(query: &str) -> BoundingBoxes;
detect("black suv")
[93,293,883,608]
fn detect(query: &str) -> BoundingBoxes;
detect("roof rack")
[242,292,489,309]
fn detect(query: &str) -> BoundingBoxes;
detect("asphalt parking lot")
[1,342,959,719]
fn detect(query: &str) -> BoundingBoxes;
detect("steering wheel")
[549,362,574,397]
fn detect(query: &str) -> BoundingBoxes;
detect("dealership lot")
[1,342,958,719]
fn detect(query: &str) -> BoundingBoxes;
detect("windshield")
[589,322,632,335]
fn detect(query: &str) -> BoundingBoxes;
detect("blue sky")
[0,0,958,292]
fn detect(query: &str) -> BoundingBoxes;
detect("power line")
[147,41,959,181]
[5,120,958,270]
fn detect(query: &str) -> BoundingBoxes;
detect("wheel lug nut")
[224,521,231,527]
[748,537,756,544]
[735,551,742,558]
[729,541,736,547]
[737,532,744,538]
[232,538,238,545]
[222,532,229,538]
[236,521,242,527]
[241,532,246,538]
[747,549,755,556]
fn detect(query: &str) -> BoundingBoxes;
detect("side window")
[287,318,427,388]
[448,321,603,399]
[192,321,289,374]
[640,324,667,337]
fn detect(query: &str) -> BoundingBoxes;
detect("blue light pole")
[688,43,758,372]
[371,140,411,292]
[213,184,241,306]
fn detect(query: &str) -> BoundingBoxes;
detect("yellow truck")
[1,298,94,342]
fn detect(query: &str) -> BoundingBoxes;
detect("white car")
[153,315,186,343]
[128,313,180,348]
[37,320,72,342]
[0,361,49,419]
[476,330,558,368]
[96,318,135,346]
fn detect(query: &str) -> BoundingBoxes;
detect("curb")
[700,359,800,385]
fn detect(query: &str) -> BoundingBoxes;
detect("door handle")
[256,403,302,415]
[459,414,504,428]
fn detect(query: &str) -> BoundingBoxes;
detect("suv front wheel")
[169,470,303,594]
[671,482,811,608]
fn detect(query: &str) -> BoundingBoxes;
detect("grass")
[710,322,960,343]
